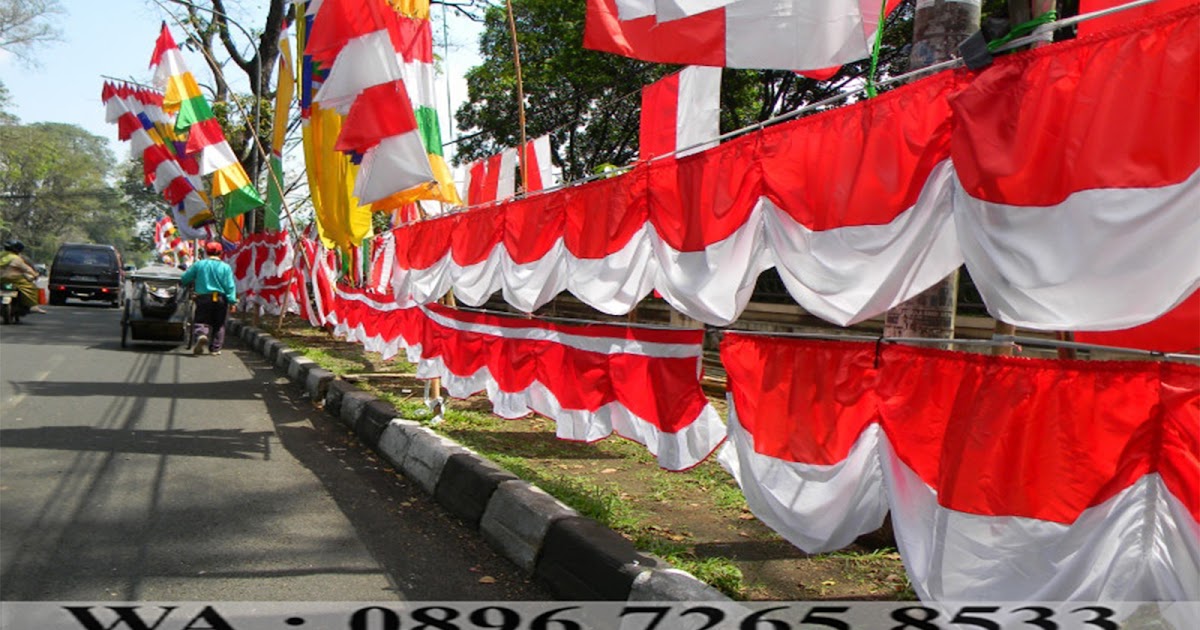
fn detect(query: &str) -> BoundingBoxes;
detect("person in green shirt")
[181,241,237,355]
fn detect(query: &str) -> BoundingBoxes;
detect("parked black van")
[49,243,125,307]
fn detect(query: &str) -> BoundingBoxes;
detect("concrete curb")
[231,318,729,603]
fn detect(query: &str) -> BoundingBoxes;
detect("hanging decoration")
[717,332,1199,601]
[326,288,727,471]
[385,7,1198,333]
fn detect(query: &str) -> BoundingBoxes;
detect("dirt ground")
[260,316,913,601]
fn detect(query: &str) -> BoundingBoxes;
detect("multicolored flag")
[101,81,214,238]
[305,0,435,205]
[376,0,462,210]
[296,0,375,251]
[149,23,265,219]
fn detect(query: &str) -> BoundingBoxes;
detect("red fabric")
[335,80,419,154]
[149,23,177,68]
[583,0,725,67]
[391,13,433,64]
[467,160,487,206]
[950,6,1199,205]
[639,71,680,160]
[524,140,543,191]
[1078,0,1194,37]
[479,152,503,204]
[1076,290,1200,353]
[720,335,880,465]
[305,0,386,67]
[161,177,193,206]
[117,112,141,141]
[721,333,1200,523]
[759,68,960,231]
[184,118,229,154]
[142,145,172,184]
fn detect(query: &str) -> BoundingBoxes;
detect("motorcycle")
[0,281,28,325]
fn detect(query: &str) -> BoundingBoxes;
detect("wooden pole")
[883,0,982,345]
[505,0,529,193]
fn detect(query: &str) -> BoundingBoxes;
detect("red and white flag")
[718,333,1199,601]
[522,135,556,191]
[585,0,901,71]
[640,66,721,160]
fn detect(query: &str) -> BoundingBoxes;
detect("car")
[48,243,125,307]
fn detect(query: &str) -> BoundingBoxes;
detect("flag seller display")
[717,332,1199,602]
[326,288,727,471]
[584,0,902,72]
[304,0,435,205]
[639,66,721,159]
[386,6,1198,333]
[149,24,265,218]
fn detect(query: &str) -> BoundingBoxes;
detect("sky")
[0,0,483,165]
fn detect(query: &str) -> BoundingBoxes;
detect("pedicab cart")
[120,263,193,348]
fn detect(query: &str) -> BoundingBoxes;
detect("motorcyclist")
[0,240,47,314]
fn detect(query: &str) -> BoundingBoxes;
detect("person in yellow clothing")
[0,240,47,314]
[180,241,237,355]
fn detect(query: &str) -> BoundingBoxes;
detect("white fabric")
[725,1,875,69]
[497,148,518,199]
[880,438,1200,602]
[718,408,888,553]
[675,66,721,156]
[354,131,435,204]
[530,135,556,190]
[314,29,404,114]
[656,0,742,22]
[954,166,1200,331]
[398,59,437,109]
[196,141,240,174]
[615,0,657,20]
[764,160,963,326]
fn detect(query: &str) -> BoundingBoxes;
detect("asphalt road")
[0,301,550,601]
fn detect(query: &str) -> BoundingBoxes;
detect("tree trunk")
[883,0,981,340]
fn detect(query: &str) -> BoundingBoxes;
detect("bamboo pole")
[504,0,529,193]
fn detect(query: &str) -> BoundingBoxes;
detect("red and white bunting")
[228,232,301,316]
[717,333,1199,601]
[386,8,1198,332]
[326,289,726,471]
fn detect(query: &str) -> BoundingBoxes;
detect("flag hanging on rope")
[639,66,721,160]
[100,81,214,239]
[149,23,265,218]
[305,0,435,205]
[585,0,902,72]
[717,333,1199,601]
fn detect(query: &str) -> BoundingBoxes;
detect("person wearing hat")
[180,241,237,355]
[1,240,48,314]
